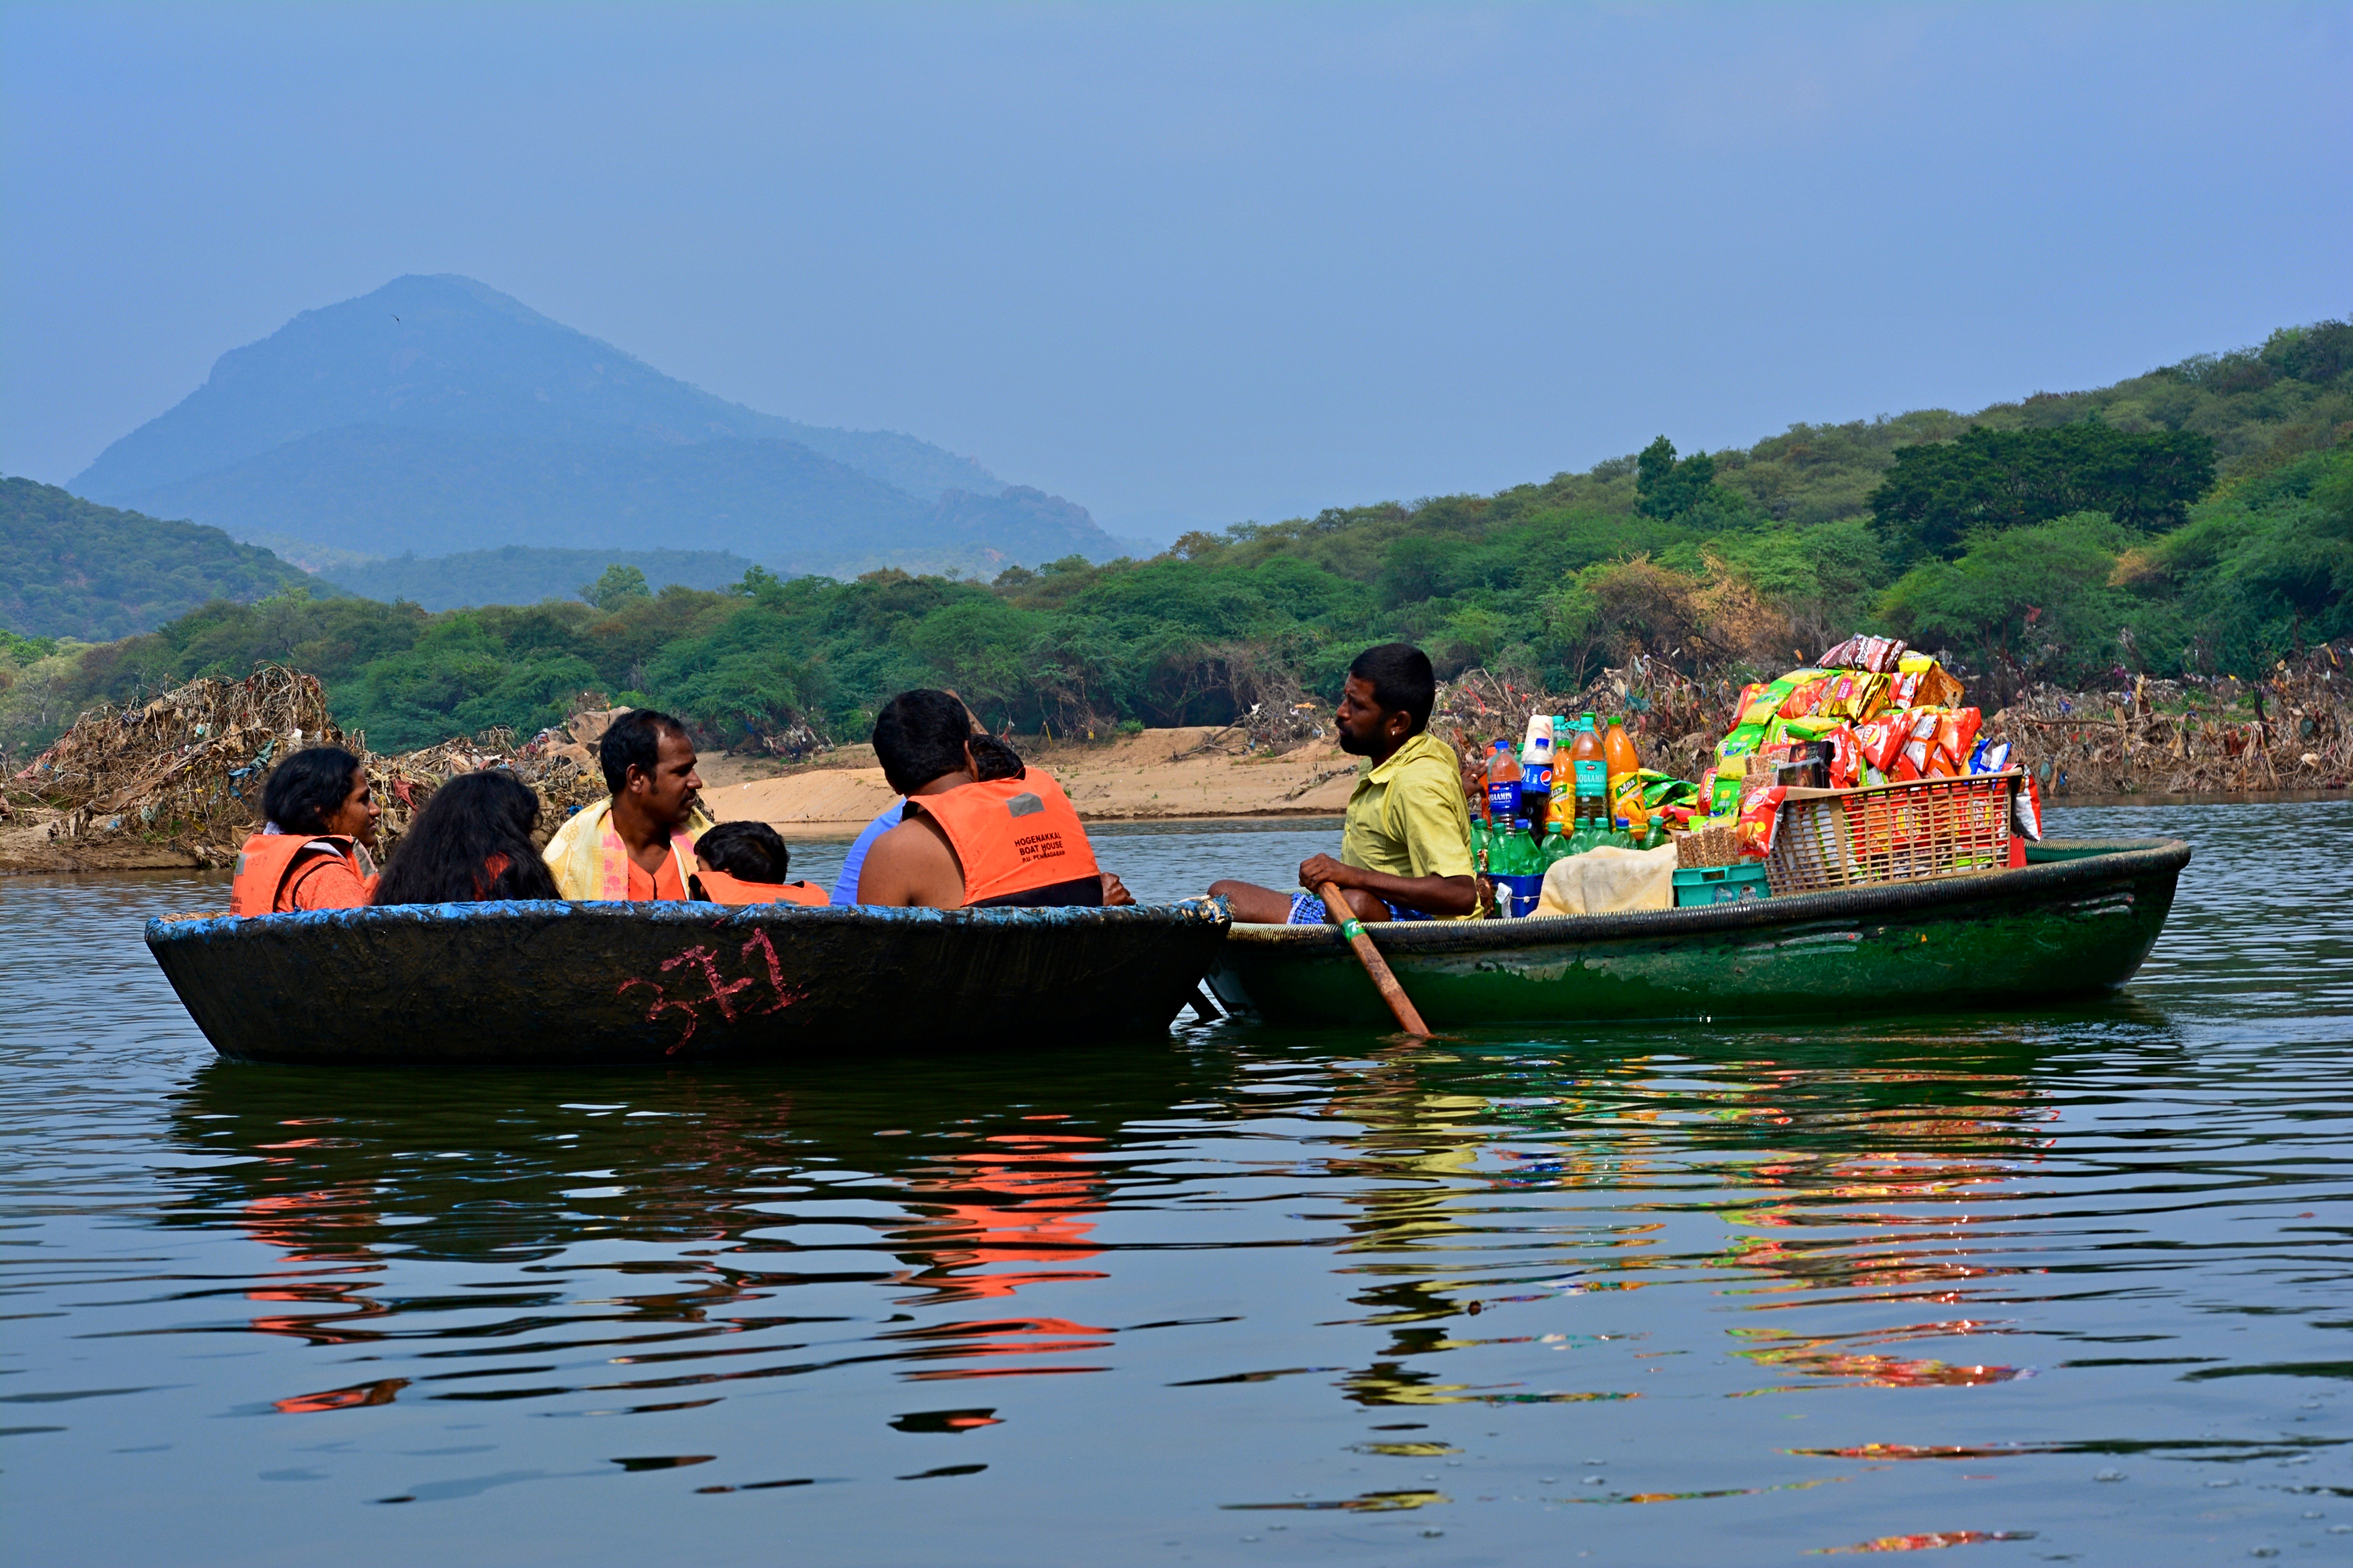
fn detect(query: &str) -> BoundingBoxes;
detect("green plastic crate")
[1672,861,1771,907]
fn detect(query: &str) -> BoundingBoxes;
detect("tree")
[1635,437,1745,525]
[581,563,653,609]
[1870,423,2215,561]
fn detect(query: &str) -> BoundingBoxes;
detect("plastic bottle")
[1604,716,1642,826]
[1568,714,1608,827]
[1486,740,1520,825]
[1548,715,1573,821]
[1542,818,1573,869]
[1518,716,1554,829]
[1494,817,1540,917]
[1612,815,1635,849]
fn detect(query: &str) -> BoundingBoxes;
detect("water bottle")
[1486,740,1521,825]
[1517,718,1554,829]
[1569,714,1609,826]
[1495,818,1544,918]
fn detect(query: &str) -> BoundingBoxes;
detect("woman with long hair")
[230,746,382,915]
[371,770,561,906]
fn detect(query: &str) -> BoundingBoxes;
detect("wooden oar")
[1318,880,1431,1037]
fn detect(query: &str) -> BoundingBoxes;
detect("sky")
[3,2,2348,541]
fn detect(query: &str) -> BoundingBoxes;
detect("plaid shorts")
[1286,894,1436,925]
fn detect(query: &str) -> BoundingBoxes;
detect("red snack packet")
[1825,724,1861,788]
[1853,717,1905,773]
[1933,707,1980,764]
[1737,784,1788,857]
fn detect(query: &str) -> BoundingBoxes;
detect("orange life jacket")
[229,833,371,915]
[911,772,1100,906]
[694,871,829,908]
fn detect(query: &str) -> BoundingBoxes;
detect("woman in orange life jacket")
[371,771,561,905]
[229,747,383,915]
[689,819,829,907]
[854,690,1135,910]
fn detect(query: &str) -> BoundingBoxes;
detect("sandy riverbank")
[698,727,1361,837]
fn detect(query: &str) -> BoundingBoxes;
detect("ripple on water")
[1,803,2350,1566]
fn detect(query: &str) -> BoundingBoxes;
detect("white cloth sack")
[1534,842,1678,917]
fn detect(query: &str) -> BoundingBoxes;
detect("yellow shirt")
[1340,731,1477,918]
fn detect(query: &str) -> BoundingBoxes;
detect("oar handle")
[1319,881,1431,1037]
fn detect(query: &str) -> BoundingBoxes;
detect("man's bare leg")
[1208,879,1388,924]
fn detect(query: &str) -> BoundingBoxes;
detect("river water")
[3,803,2350,1566]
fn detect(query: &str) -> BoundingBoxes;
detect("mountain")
[0,477,320,641]
[71,274,1128,569]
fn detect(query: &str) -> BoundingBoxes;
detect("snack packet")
[1777,676,1836,720]
[1735,679,1798,728]
[1970,738,2015,775]
[1853,716,1906,773]
[1709,777,1743,819]
[1736,784,1788,857]
[2012,776,2044,841]
[1933,708,1982,773]
[1825,723,1862,788]
[1822,671,1890,721]
[1817,634,1907,674]
[1890,652,1964,711]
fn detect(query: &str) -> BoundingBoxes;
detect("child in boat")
[691,821,830,907]
[372,771,562,905]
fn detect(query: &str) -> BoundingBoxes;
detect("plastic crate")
[1492,872,1546,918]
[1764,772,2019,896]
[1673,861,1771,906]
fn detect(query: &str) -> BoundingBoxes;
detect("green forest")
[1,479,321,642]
[4,318,2347,761]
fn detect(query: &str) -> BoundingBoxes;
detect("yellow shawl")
[541,798,714,902]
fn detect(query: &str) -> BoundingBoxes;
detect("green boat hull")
[1205,838,2187,1028]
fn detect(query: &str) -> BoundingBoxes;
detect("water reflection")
[7,804,2353,1565]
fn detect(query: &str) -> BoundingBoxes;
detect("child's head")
[694,820,790,883]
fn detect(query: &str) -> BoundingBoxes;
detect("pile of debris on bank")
[6,666,610,869]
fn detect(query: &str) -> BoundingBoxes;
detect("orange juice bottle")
[1604,716,1643,830]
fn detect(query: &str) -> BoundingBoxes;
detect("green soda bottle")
[1543,818,1572,868]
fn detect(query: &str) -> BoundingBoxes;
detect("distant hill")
[323,545,762,611]
[0,477,319,641]
[71,273,1129,568]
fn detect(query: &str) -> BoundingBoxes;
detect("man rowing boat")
[1209,643,1479,925]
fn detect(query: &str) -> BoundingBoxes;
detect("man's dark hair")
[695,820,789,883]
[372,771,559,905]
[870,690,976,795]
[599,708,689,795]
[261,746,364,836]
[1349,643,1437,735]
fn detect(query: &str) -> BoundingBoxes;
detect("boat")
[1206,838,2189,1028]
[148,897,1230,1065]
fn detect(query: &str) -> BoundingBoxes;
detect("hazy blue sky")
[5,2,2347,538]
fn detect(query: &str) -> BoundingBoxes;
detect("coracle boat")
[1207,838,2190,1029]
[148,897,1230,1065]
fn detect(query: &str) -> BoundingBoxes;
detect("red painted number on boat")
[616,929,808,1051]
